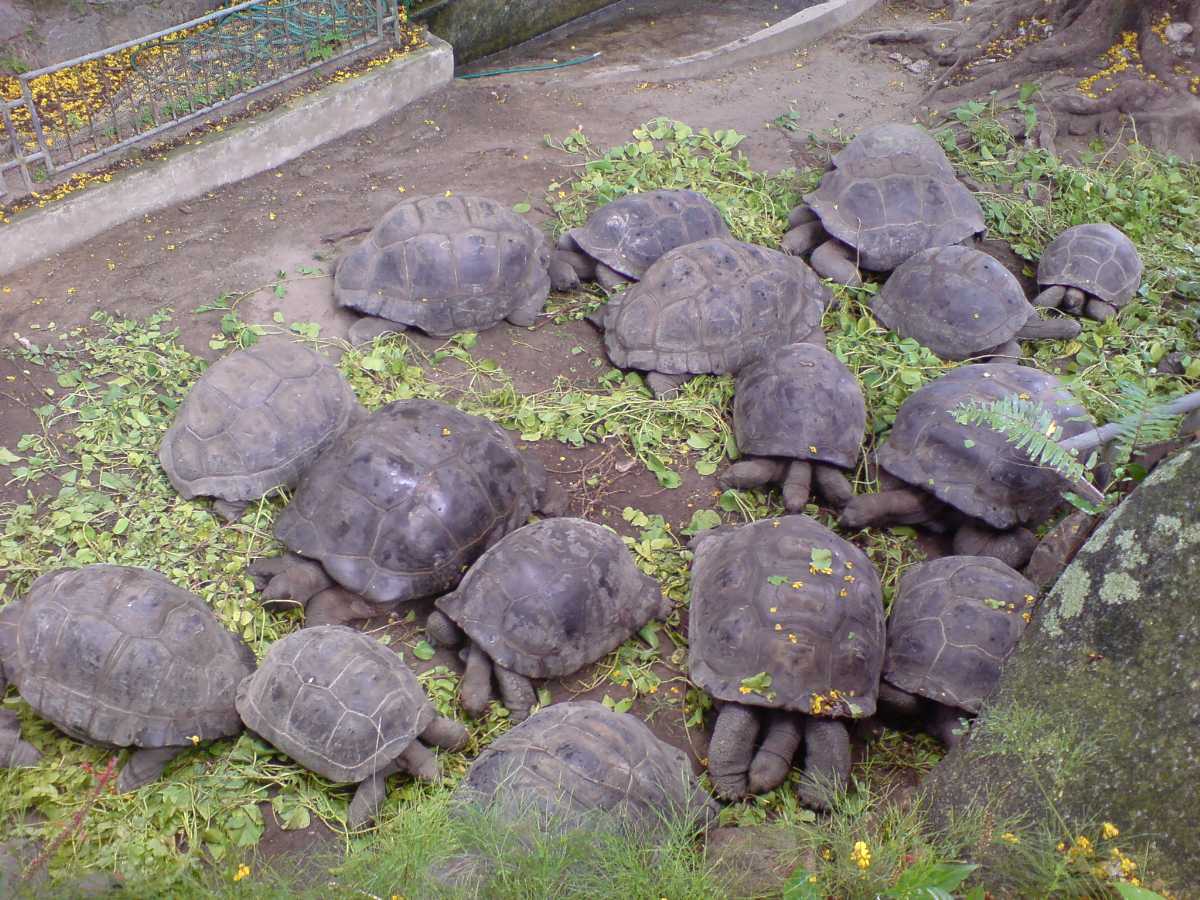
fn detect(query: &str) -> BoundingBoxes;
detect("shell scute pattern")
[6,565,254,748]
[158,341,359,502]
[688,516,885,716]
[603,238,830,375]
[876,364,1094,529]
[333,195,550,335]
[1037,223,1143,308]
[274,400,537,604]
[236,626,433,784]
[733,343,866,468]
[884,556,1037,713]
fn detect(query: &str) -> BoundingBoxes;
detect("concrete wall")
[414,0,621,63]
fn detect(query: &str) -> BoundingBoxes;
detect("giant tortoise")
[1034,223,1143,321]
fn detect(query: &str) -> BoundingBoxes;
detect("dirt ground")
[0,0,936,870]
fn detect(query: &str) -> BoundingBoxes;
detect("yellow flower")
[189,735,200,745]
[1000,832,1020,844]
[233,864,251,882]
[1102,822,1120,839]
[850,841,871,870]
[441,428,452,436]
[791,581,804,590]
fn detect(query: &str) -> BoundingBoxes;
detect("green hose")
[456,51,602,80]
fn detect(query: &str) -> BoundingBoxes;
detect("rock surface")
[923,445,1200,891]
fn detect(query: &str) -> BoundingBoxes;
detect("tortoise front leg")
[594,263,630,291]
[1032,285,1066,308]
[254,558,333,611]
[211,499,250,523]
[348,758,403,829]
[839,487,945,530]
[459,643,496,719]
[420,716,469,752]
[781,460,814,514]
[809,240,862,287]
[117,746,185,792]
[876,682,924,720]
[952,522,1037,571]
[494,665,538,722]
[812,464,855,510]
[748,711,803,794]
[348,316,406,347]
[1084,298,1118,322]
[797,717,850,812]
[927,702,971,749]
[646,371,688,399]
[719,458,787,491]
[0,709,40,768]
[781,221,827,257]
[707,703,760,800]
[304,588,386,629]
[425,610,464,648]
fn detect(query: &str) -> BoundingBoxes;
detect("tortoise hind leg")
[506,285,548,327]
[797,717,850,812]
[494,665,538,722]
[840,487,945,530]
[420,716,469,752]
[953,522,1037,570]
[646,371,688,399]
[594,263,629,291]
[928,703,970,749]
[0,710,40,768]
[211,499,249,523]
[748,711,802,794]
[348,315,407,347]
[117,746,185,792]
[812,464,855,510]
[707,703,760,800]
[718,458,787,491]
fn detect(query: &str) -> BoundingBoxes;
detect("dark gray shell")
[454,701,717,833]
[568,189,731,280]
[688,516,885,717]
[0,565,254,748]
[236,626,433,783]
[733,343,865,469]
[158,340,360,502]
[830,123,957,180]
[333,195,551,335]
[873,246,1034,361]
[876,364,1094,529]
[436,519,663,678]
[274,400,543,604]
[602,238,831,376]
[805,127,984,272]
[1036,223,1143,308]
[884,556,1037,714]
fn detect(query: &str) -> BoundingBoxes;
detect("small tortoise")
[720,343,866,512]
[454,701,717,835]
[236,625,468,827]
[0,565,255,790]
[426,518,668,722]
[689,516,885,808]
[159,340,362,521]
[1034,223,1143,321]
[840,364,1096,569]
[872,245,1081,362]
[333,194,553,343]
[552,189,731,290]
[250,399,565,628]
[781,123,985,286]
[598,237,832,397]
[879,556,1038,747]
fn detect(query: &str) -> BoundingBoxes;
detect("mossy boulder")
[922,445,1200,890]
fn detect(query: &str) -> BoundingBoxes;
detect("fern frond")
[1107,379,1183,465]
[951,396,1088,483]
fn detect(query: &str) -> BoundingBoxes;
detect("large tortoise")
[840,364,1096,569]
[782,123,985,285]
[598,237,832,397]
[552,189,731,290]
[1034,223,1143,321]
[236,625,468,827]
[425,518,668,722]
[689,516,885,808]
[159,340,362,521]
[453,701,717,835]
[333,194,553,344]
[250,399,565,628]
[873,245,1081,362]
[719,343,866,512]
[878,556,1038,747]
[0,565,255,789]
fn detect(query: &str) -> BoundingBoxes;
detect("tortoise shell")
[236,626,433,783]
[602,238,831,376]
[876,364,1094,530]
[568,189,731,280]
[1036,223,1143,308]
[274,399,544,605]
[0,565,254,748]
[455,701,717,833]
[872,246,1035,361]
[883,556,1038,714]
[688,516,885,717]
[333,195,551,335]
[158,340,360,503]
[733,343,866,469]
[436,518,663,678]
[805,128,984,272]
[830,123,957,180]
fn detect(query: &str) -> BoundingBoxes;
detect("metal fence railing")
[1,0,410,205]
